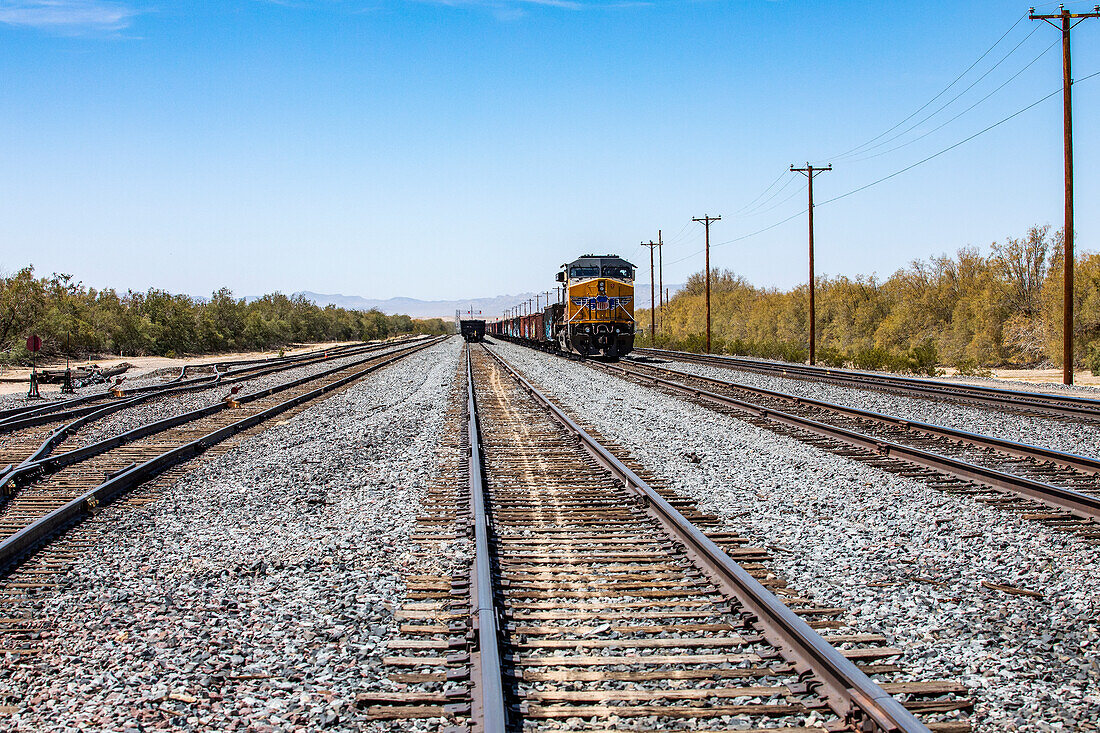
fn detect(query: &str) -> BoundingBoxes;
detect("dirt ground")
[940,367,1100,389]
[0,341,361,397]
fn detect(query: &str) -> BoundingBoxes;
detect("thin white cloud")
[404,0,649,10]
[0,1,138,33]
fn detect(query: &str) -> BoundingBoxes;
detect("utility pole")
[1031,4,1099,385]
[657,229,664,330]
[641,239,659,341]
[692,215,722,353]
[790,163,832,366]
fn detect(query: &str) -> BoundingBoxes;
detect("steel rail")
[480,343,929,733]
[0,340,381,425]
[606,360,1100,476]
[0,340,411,434]
[595,361,1100,522]
[464,346,509,733]
[636,347,1100,420]
[0,338,444,501]
[0,338,441,577]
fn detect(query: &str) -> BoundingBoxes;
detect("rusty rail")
[636,347,1100,421]
[480,343,930,733]
[595,360,1100,524]
[0,338,443,576]
[0,340,393,429]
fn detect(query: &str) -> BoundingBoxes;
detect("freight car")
[459,319,486,342]
[487,254,636,359]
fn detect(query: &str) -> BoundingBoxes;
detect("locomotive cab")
[557,254,636,359]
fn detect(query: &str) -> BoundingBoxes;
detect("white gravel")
[636,356,1100,459]
[493,339,1100,732]
[59,342,421,451]
[0,336,462,732]
[0,340,418,412]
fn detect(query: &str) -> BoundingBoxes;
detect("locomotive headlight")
[598,280,605,294]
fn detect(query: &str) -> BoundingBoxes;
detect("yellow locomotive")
[554,254,636,358]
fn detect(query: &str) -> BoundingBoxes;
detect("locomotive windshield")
[602,265,633,280]
[570,265,601,279]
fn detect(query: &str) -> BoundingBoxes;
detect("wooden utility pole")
[692,215,722,353]
[657,229,664,331]
[1031,4,1099,385]
[790,163,831,366]
[641,239,659,341]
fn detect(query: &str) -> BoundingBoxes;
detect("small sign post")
[26,335,42,399]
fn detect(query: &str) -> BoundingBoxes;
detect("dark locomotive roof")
[562,254,636,270]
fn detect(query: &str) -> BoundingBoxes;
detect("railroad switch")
[223,385,242,408]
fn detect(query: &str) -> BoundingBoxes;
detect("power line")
[741,177,805,217]
[819,83,1076,208]
[849,36,1060,163]
[662,219,693,244]
[834,24,1043,162]
[664,70,1100,269]
[733,168,789,214]
[826,12,1031,162]
[666,208,807,266]
[660,72,1100,268]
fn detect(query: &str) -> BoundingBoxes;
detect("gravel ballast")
[0,339,421,412]
[60,341,423,450]
[637,354,1100,459]
[1,336,462,732]
[493,339,1100,731]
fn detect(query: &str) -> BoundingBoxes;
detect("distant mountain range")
[294,284,682,320]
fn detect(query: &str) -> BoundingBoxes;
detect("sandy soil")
[0,341,361,397]
[940,367,1100,390]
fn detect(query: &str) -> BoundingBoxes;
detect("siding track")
[0,337,443,578]
[0,341,400,471]
[576,356,1100,543]
[635,348,1100,423]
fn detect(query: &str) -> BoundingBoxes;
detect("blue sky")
[1,0,1098,302]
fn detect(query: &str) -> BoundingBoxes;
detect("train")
[459,319,486,342]
[487,254,636,359]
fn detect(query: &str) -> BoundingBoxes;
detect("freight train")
[459,319,486,342]
[487,254,636,359]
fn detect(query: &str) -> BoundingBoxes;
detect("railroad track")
[363,343,971,732]
[574,355,1100,543]
[0,336,444,578]
[0,340,371,427]
[635,347,1100,423]
[0,339,417,470]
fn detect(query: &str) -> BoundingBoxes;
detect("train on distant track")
[459,319,486,342]
[487,254,636,359]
